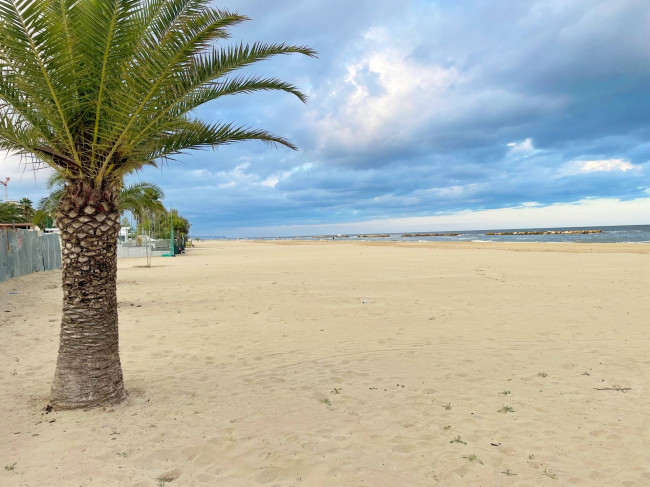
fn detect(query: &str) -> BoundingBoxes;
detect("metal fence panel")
[0,229,62,283]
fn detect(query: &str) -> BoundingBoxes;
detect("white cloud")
[260,163,314,189]
[561,158,642,176]
[507,138,535,153]
[0,151,54,201]
[309,40,460,150]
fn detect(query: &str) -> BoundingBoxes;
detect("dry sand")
[1,240,649,486]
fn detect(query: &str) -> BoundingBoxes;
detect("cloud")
[5,0,650,236]
[576,159,641,173]
[507,138,535,154]
[560,158,643,176]
[216,197,650,237]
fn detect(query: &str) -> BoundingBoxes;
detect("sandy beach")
[1,240,649,486]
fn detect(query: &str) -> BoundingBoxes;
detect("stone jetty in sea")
[485,229,603,236]
[401,233,460,237]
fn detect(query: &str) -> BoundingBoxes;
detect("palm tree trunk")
[50,181,126,409]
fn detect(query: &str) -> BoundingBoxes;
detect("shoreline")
[245,238,650,254]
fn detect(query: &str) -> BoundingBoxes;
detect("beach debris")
[537,371,548,378]
[43,404,53,414]
[443,425,451,430]
[594,386,631,392]
[582,371,591,376]
[331,388,342,394]
[444,402,452,410]
[491,442,501,447]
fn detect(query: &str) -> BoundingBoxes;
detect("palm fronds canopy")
[0,0,316,186]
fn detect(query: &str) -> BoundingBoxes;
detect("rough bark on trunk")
[50,181,126,409]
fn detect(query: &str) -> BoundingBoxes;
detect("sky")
[3,0,650,236]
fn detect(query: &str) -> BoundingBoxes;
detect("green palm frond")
[0,0,315,188]
[118,181,165,215]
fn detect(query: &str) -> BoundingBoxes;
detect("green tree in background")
[0,0,315,409]
[0,201,26,223]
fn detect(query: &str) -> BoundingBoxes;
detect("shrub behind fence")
[0,229,62,283]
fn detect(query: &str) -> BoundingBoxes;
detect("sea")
[199,225,650,244]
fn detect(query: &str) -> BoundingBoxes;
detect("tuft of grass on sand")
[5,463,16,472]
[156,469,180,486]
[444,402,452,410]
[331,388,342,394]
[450,436,467,444]
[501,468,516,476]
[320,398,331,406]
[542,467,558,480]
[500,390,511,395]
[462,454,483,464]
[498,406,515,413]
[537,372,548,378]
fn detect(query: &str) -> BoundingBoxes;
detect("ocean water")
[315,225,650,243]
[201,225,650,244]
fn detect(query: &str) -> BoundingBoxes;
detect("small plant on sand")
[463,454,483,464]
[498,406,515,413]
[5,463,16,471]
[538,372,548,378]
[450,436,467,444]
[320,398,331,406]
[582,371,590,376]
[444,402,452,410]
[443,425,451,430]
[331,388,342,394]
[156,471,180,486]
[500,390,511,395]
[542,467,558,480]
[501,468,516,476]
[529,454,535,459]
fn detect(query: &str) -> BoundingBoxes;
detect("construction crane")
[0,177,9,201]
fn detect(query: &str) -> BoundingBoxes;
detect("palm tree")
[19,197,34,220]
[0,201,26,222]
[0,0,315,409]
[40,173,166,224]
